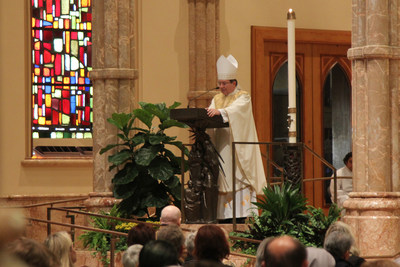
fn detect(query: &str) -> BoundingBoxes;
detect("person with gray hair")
[255,237,273,267]
[156,224,185,263]
[306,247,335,267]
[325,221,365,267]
[184,231,197,263]
[122,244,142,267]
[324,231,353,267]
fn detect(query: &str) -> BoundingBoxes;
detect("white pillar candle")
[287,9,297,143]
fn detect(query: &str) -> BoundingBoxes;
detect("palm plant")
[231,183,341,255]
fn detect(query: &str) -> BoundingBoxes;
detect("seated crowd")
[2,205,400,267]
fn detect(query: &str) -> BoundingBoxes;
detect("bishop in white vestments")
[206,55,267,220]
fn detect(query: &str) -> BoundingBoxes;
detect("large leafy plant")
[100,102,189,217]
[231,183,341,255]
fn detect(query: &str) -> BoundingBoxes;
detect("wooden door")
[251,27,351,208]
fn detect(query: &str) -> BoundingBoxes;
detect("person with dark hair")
[330,152,353,209]
[261,235,308,267]
[127,222,156,247]
[6,237,60,267]
[185,225,230,266]
[138,240,179,267]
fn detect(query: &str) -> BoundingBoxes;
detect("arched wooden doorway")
[251,27,351,209]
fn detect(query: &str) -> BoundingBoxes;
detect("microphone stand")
[187,87,219,108]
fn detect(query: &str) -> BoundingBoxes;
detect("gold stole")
[213,90,248,109]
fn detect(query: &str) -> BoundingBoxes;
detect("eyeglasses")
[217,81,232,86]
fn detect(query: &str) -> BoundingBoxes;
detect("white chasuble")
[208,87,266,219]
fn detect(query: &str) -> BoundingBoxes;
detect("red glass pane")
[43,43,51,50]
[71,114,76,125]
[52,99,59,110]
[55,0,60,17]
[85,92,90,103]
[55,54,61,75]
[44,50,52,63]
[35,50,40,64]
[62,99,70,114]
[45,107,51,120]
[38,88,43,106]
[84,106,90,121]
[62,90,69,99]
[79,47,84,62]
[52,110,59,125]
[43,30,53,41]
[71,32,77,39]
[46,0,52,14]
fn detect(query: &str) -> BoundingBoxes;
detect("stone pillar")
[346,0,400,259]
[90,0,138,193]
[187,0,219,108]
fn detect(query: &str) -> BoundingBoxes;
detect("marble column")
[187,0,219,108]
[346,0,400,259]
[89,0,138,195]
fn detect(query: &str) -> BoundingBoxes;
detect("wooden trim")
[251,26,351,209]
[251,26,351,45]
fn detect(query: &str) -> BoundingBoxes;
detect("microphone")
[187,87,219,108]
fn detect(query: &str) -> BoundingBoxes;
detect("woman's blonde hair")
[44,231,74,267]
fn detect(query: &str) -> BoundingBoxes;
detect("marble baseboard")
[343,193,400,259]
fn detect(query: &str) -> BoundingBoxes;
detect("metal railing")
[229,141,342,231]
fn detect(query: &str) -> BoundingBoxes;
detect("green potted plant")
[100,102,189,217]
[231,183,341,255]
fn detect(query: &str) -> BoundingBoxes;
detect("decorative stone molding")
[187,0,220,108]
[92,0,138,192]
[346,0,400,258]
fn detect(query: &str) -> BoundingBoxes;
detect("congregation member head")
[160,205,182,226]
[262,235,308,267]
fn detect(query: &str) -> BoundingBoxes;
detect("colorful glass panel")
[31,0,92,139]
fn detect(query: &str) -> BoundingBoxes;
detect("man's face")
[218,80,236,96]
[346,157,353,171]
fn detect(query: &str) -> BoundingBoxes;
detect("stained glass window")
[31,0,92,140]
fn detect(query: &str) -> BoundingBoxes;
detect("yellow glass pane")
[34,42,40,50]
[66,31,70,53]
[45,94,51,107]
[54,20,59,29]
[43,68,50,76]
[38,117,46,125]
[87,22,92,31]
[46,120,52,125]
[65,19,70,29]
[63,77,70,83]
[80,69,85,77]
[62,114,70,125]
[35,68,40,76]
[82,0,88,7]
[46,14,53,22]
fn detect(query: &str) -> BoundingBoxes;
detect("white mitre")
[217,54,238,80]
